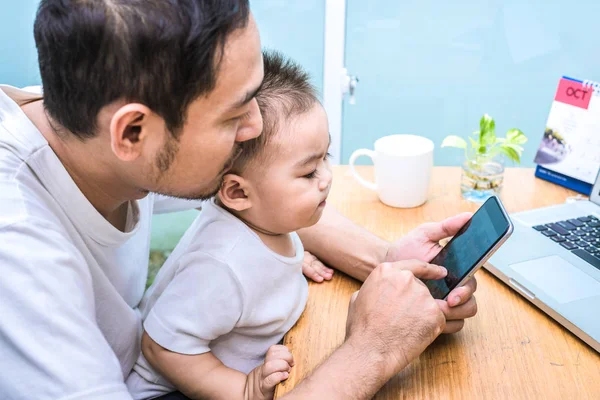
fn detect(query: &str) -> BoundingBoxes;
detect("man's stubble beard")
[150,137,242,201]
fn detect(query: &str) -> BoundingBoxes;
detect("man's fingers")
[442,319,466,334]
[380,260,447,280]
[424,212,472,242]
[436,296,478,321]
[435,295,476,334]
[447,277,478,307]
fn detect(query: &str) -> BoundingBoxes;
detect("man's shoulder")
[0,151,67,235]
[0,94,56,230]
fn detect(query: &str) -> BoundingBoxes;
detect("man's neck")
[21,100,139,231]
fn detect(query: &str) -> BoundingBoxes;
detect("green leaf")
[441,135,467,149]
[506,128,528,144]
[469,137,479,149]
[479,114,496,146]
[480,127,496,147]
[480,129,496,147]
[504,143,524,153]
[498,146,520,163]
[479,114,495,134]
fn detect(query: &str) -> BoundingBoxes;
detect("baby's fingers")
[303,265,325,282]
[262,370,289,390]
[262,359,292,379]
[313,261,334,280]
[265,345,294,367]
[302,252,333,282]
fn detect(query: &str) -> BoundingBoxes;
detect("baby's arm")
[142,331,293,400]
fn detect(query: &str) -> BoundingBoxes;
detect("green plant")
[442,114,528,164]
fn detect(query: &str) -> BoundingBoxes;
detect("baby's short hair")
[232,50,319,173]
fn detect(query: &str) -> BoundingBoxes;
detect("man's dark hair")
[34,0,250,139]
[232,50,319,173]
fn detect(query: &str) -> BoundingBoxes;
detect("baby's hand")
[302,251,334,283]
[246,345,294,400]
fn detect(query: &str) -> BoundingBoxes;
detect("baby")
[126,51,334,400]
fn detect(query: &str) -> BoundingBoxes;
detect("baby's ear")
[218,173,252,211]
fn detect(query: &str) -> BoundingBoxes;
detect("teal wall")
[253,0,325,93]
[0,0,40,86]
[342,0,600,167]
[0,1,325,99]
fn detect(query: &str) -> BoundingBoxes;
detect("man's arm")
[282,262,449,399]
[0,221,133,400]
[282,339,389,399]
[298,205,387,281]
[299,207,479,334]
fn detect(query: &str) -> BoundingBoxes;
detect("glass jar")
[460,156,505,202]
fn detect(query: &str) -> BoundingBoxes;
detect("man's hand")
[385,212,478,333]
[302,251,334,283]
[385,212,472,265]
[246,345,294,400]
[345,261,447,378]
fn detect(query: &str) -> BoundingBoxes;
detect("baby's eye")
[324,152,332,160]
[303,170,318,179]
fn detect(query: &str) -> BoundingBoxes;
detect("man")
[0,1,477,399]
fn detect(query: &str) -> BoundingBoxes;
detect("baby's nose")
[319,170,333,190]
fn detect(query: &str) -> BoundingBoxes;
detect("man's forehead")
[210,15,263,107]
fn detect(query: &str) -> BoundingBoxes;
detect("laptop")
[487,171,600,353]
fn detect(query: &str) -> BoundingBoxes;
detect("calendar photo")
[534,77,600,189]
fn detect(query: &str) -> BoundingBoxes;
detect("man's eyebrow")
[228,82,263,112]
[296,134,332,168]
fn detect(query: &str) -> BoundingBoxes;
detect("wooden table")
[275,166,600,399]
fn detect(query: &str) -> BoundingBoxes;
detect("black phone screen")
[424,196,511,299]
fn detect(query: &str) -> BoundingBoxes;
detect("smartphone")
[423,195,514,300]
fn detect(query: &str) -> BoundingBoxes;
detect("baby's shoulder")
[185,217,246,258]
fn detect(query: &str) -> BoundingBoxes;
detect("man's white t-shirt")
[0,86,201,400]
[126,199,309,400]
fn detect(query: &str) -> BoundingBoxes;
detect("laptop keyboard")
[533,215,600,270]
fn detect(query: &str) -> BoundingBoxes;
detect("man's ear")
[109,103,155,162]
[219,174,253,212]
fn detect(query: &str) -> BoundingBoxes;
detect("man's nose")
[236,99,263,142]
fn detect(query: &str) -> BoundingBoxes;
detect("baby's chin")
[275,213,323,234]
[300,204,327,229]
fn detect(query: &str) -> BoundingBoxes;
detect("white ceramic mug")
[349,134,434,208]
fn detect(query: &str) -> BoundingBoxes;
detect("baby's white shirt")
[127,199,308,399]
